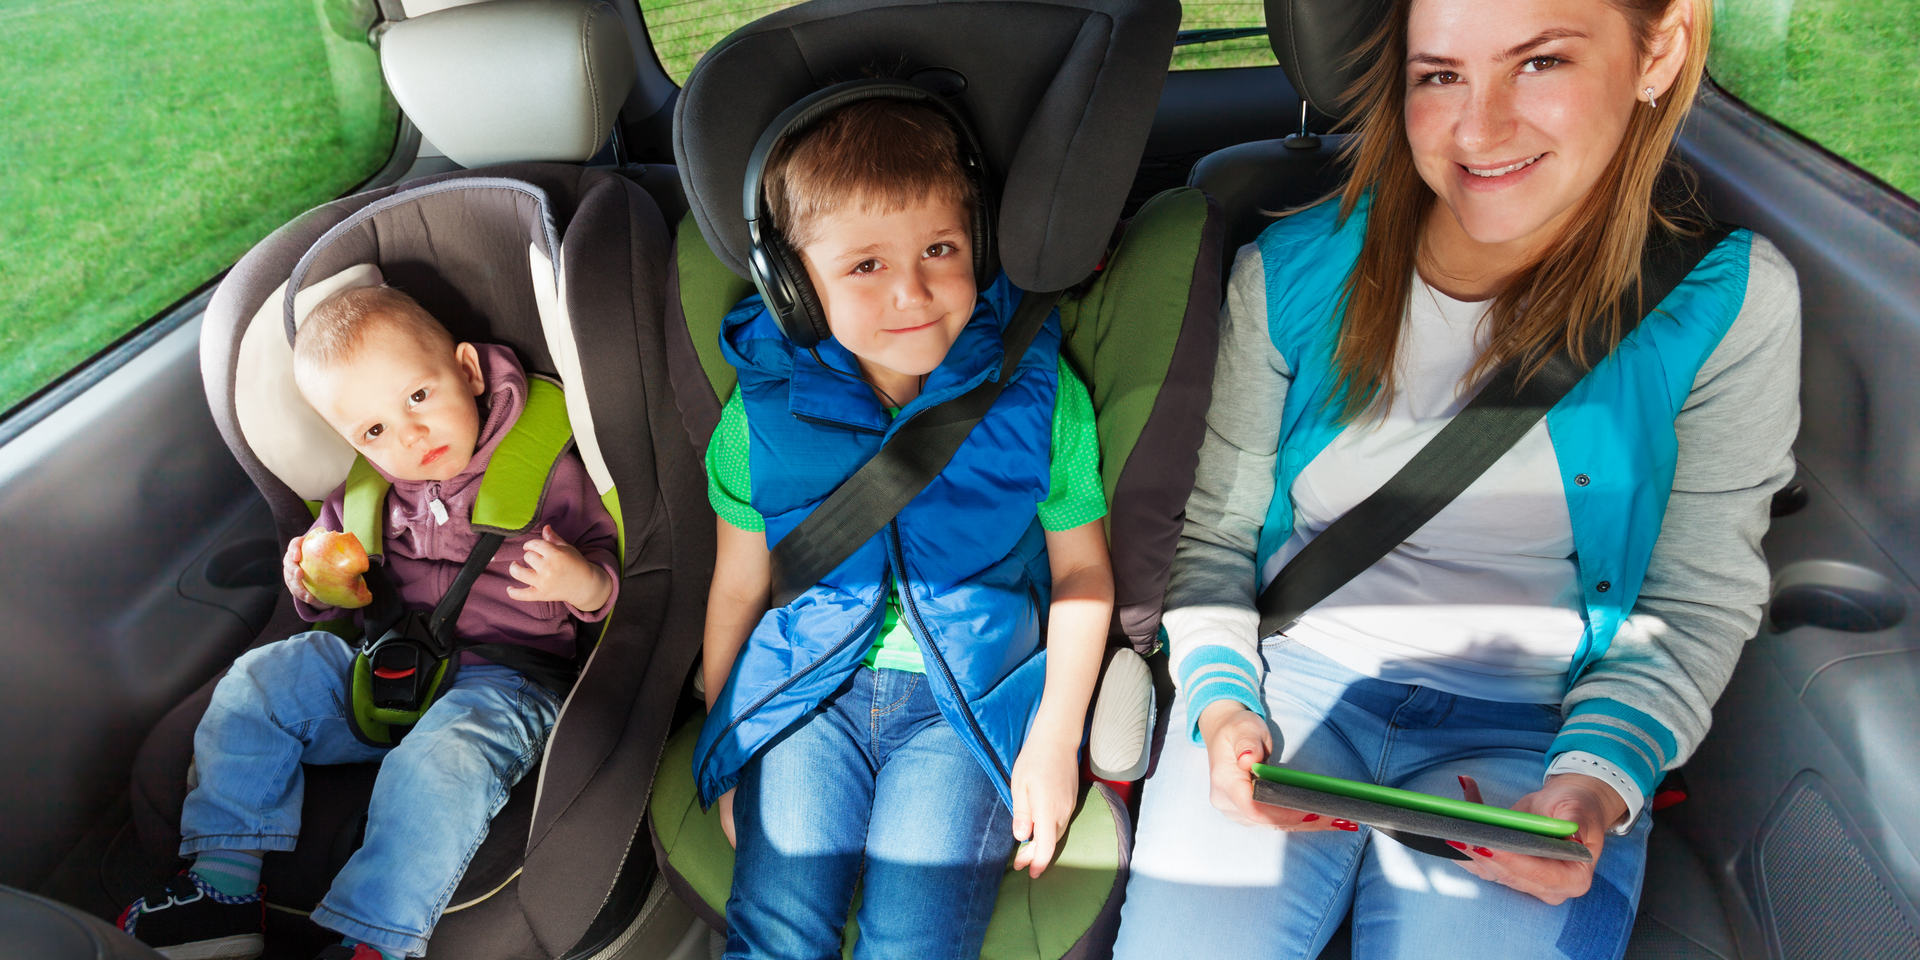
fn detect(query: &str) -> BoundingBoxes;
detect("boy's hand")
[282,536,319,606]
[508,526,613,612]
[1009,737,1080,878]
[718,787,737,849]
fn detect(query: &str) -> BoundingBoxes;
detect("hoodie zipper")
[890,521,1010,785]
[693,589,887,789]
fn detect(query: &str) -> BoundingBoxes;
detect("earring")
[1645,86,1659,109]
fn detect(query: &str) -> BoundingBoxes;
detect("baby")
[119,285,619,960]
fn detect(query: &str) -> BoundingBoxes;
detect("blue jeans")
[179,631,561,958]
[1114,639,1652,960]
[725,666,1014,960]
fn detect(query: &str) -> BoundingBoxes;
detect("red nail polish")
[1301,813,1320,822]
[1332,819,1359,831]
[1473,847,1494,857]
[1445,840,1467,850]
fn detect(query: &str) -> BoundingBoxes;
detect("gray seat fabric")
[0,886,166,960]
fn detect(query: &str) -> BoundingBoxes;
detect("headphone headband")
[743,78,997,348]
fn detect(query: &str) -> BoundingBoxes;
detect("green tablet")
[1252,763,1578,838]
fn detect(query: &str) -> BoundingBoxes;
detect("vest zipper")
[692,589,887,790]
[792,411,886,435]
[890,521,1010,785]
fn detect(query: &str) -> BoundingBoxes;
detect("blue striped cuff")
[1179,645,1265,744]
[1547,698,1678,798]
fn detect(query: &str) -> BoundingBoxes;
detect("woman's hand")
[1196,701,1349,832]
[717,787,737,849]
[507,525,613,612]
[1451,773,1626,904]
[282,536,319,606]
[1009,738,1080,878]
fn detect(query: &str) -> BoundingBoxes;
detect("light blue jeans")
[1114,638,1651,960]
[179,631,561,958]
[726,666,1015,960]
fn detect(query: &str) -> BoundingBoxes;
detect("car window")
[638,0,1278,83]
[1709,0,1918,199]
[0,0,398,415]
[1173,1,1276,70]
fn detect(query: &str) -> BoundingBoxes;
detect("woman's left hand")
[1452,773,1627,905]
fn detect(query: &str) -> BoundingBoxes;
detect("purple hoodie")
[297,345,621,664]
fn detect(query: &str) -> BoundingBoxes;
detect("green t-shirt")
[706,357,1107,673]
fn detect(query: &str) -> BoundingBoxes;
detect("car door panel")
[0,309,272,891]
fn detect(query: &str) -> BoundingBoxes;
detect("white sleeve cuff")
[1546,751,1646,835]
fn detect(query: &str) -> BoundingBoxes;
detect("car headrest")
[381,0,637,168]
[674,0,1181,293]
[1266,0,1391,116]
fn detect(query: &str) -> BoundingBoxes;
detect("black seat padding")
[673,0,1182,294]
[1187,134,1348,270]
[0,886,166,960]
[1189,0,1390,276]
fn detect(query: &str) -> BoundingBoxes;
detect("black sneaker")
[312,945,387,960]
[117,871,265,960]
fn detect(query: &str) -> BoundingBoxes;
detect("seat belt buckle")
[365,612,441,710]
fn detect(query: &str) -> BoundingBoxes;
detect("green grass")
[1710,0,1919,199]
[639,0,1277,82]
[0,0,396,414]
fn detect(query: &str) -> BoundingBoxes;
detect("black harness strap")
[768,289,1063,608]
[1255,224,1733,638]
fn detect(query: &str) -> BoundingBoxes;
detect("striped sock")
[189,849,263,898]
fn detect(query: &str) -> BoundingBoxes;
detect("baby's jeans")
[725,666,1015,960]
[179,630,561,958]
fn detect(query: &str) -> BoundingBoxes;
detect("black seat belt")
[1256,224,1733,637]
[364,532,583,699]
[768,289,1063,608]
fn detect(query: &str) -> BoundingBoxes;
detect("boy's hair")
[764,99,978,250]
[295,285,454,374]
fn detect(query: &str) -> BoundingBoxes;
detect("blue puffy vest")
[1255,198,1755,689]
[693,274,1063,807]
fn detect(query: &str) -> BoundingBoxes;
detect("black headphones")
[743,78,997,349]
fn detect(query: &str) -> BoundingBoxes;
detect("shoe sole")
[154,934,266,960]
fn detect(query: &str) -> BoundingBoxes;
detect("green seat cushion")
[649,718,1128,959]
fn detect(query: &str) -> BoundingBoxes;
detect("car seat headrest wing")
[674,0,1181,293]
[1265,0,1392,117]
[381,0,637,168]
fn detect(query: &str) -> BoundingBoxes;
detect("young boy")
[694,99,1115,959]
[118,286,620,960]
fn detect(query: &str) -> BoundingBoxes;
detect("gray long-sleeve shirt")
[1164,234,1801,823]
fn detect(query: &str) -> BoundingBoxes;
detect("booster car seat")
[649,0,1225,956]
[116,3,707,958]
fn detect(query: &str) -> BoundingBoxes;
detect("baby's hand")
[508,526,613,612]
[282,536,319,606]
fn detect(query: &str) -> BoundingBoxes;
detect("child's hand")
[718,787,737,849]
[282,536,319,606]
[1009,738,1080,878]
[508,526,613,612]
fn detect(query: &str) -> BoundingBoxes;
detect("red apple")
[301,529,372,609]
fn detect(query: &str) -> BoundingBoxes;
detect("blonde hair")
[765,99,978,249]
[1324,0,1712,421]
[294,285,454,376]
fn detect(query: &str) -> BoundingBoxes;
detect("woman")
[1114,0,1799,957]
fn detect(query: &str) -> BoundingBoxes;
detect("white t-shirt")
[1264,276,1587,704]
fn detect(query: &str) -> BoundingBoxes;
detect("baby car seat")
[118,3,709,958]
[649,0,1224,956]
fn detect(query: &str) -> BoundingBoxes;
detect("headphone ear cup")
[972,197,994,289]
[772,239,831,347]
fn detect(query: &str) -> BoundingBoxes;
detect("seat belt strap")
[768,288,1063,608]
[1255,224,1733,638]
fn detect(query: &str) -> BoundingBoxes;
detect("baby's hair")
[295,285,454,375]
[764,98,977,250]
